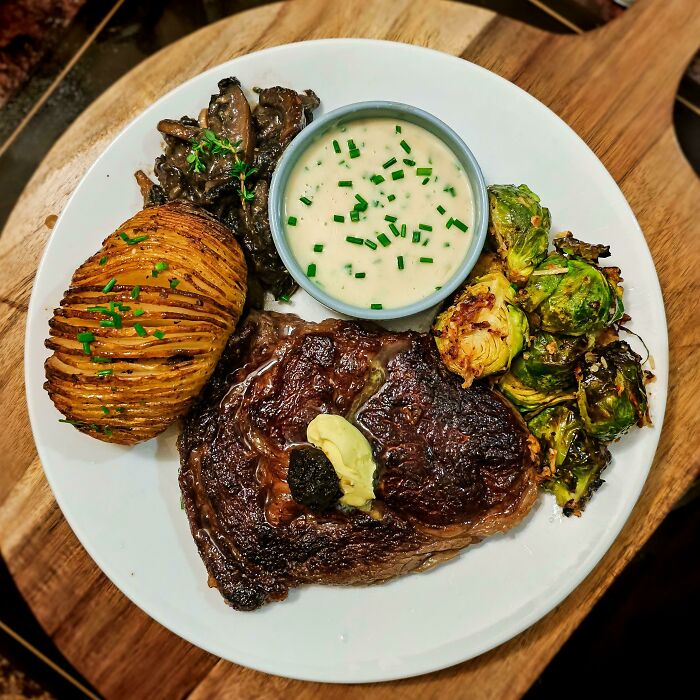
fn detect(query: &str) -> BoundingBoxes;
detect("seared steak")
[178,311,540,610]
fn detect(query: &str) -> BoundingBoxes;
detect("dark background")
[0,1,697,698]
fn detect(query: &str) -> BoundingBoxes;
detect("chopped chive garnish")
[154,330,165,340]
[333,214,345,223]
[422,239,430,246]
[354,201,368,212]
[382,157,397,169]
[391,170,404,181]
[420,257,434,263]
[99,256,108,265]
[119,232,149,245]
[130,285,140,299]
[332,139,341,153]
[97,369,113,377]
[412,231,421,243]
[133,308,145,316]
[348,139,356,150]
[355,194,368,206]
[395,125,401,133]
[313,244,324,252]
[307,263,317,277]
[338,180,353,187]
[346,236,364,245]
[349,148,361,159]
[92,357,113,364]
[452,218,469,232]
[170,278,180,289]
[387,194,396,201]
[116,407,125,413]
[364,239,378,250]
[355,272,366,279]
[389,223,400,237]
[419,224,433,231]
[349,210,360,222]
[102,278,116,293]
[371,303,383,309]
[399,140,411,153]
[397,256,404,270]
[278,293,290,302]
[377,233,391,247]
[384,215,397,223]
[155,261,168,272]
[82,342,91,355]
[86,305,108,313]
[446,217,455,229]
[437,204,446,215]
[100,319,116,328]
[300,196,312,205]
[444,185,457,197]
[370,174,385,185]
[77,332,94,343]
[101,406,110,415]
[416,167,433,176]
[400,224,406,238]
[402,158,416,166]
[421,177,430,185]
[287,216,297,226]
[134,323,148,338]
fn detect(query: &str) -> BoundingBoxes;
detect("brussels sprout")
[529,405,611,516]
[512,332,594,391]
[576,340,650,441]
[499,371,575,412]
[552,231,610,263]
[520,253,624,335]
[433,272,528,387]
[487,184,551,286]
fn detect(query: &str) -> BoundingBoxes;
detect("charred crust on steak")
[178,311,539,610]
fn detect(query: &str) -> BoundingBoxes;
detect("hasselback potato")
[44,203,247,444]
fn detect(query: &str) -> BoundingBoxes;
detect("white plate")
[25,39,667,683]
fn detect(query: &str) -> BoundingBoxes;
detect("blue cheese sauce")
[284,118,474,310]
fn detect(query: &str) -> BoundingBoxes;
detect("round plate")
[25,39,667,683]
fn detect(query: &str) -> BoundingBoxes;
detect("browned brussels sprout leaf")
[552,231,610,263]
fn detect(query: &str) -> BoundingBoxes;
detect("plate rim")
[24,37,668,684]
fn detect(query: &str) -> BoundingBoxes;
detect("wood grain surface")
[1,0,698,698]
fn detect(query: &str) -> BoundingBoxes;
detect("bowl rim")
[269,100,488,320]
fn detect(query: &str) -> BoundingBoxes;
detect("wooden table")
[1,0,698,697]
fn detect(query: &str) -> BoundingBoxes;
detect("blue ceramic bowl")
[269,101,488,320]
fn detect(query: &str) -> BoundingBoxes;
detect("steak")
[178,311,540,610]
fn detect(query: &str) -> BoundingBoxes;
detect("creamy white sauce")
[284,117,474,310]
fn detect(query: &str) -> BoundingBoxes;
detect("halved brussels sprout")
[499,371,575,412]
[512,331,594,391]
[520,253,624,335]
[529,405,611,516]
[487,184,551,286]
[498,332,593,411]
[433,272,528,387]
[576,340,650,441]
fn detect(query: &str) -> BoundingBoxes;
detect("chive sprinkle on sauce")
[102,278,116,293]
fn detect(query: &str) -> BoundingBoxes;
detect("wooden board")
[1,0,698,697]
